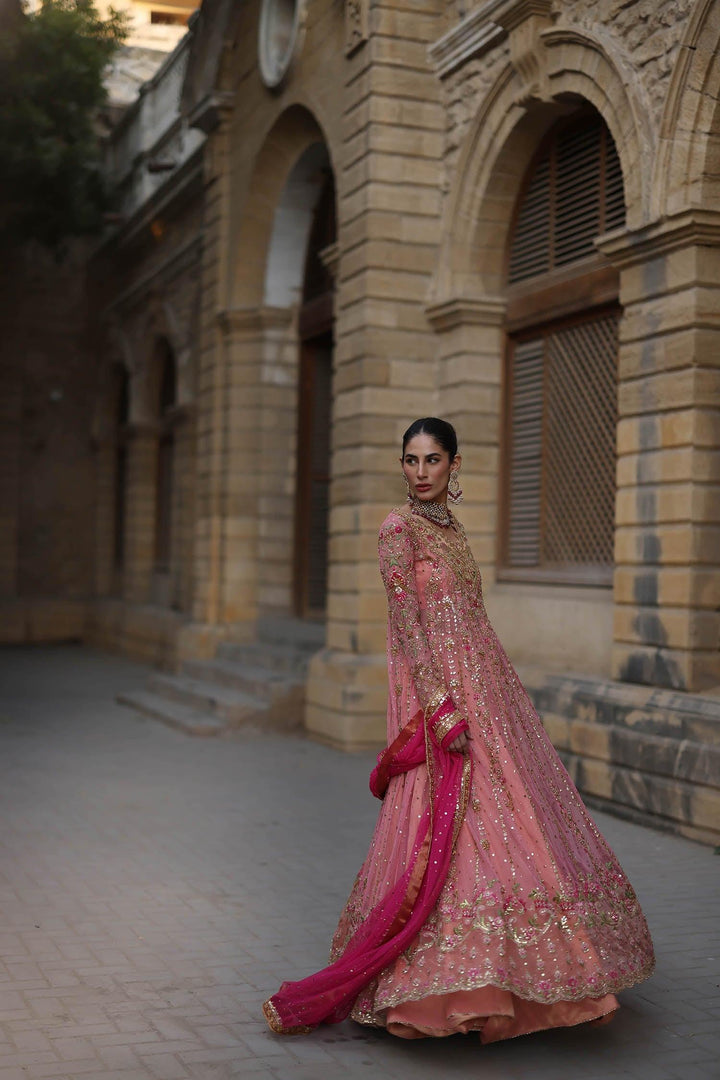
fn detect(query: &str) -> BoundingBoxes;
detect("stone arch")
[228,104,336,310]
[654,0,720,216]
[264,140,333,307]
[432,30,653,305]
[426,28,652,678]
[141,296,182,369]
[219,101,338,622]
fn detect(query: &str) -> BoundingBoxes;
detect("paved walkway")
[0,645,718,1080]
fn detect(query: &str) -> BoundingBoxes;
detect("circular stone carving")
[258,0,306,89]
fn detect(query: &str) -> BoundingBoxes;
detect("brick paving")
[0,644,718,1080]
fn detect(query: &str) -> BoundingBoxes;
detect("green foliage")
[0,0,129,248]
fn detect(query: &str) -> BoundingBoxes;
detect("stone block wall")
[528,669,720,846]
[305,0,450,747]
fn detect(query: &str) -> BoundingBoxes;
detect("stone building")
[2,0,719,844]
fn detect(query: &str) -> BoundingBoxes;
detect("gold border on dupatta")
[262,998,313,1036]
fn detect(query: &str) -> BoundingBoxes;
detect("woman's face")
[401,434,460,503]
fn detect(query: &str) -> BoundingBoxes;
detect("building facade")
[2,0,720,842]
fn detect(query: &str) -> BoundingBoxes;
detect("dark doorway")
[293,167,335,617]
[294,332,332,616]
[154,339,176,573]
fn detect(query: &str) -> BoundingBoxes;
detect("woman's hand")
[447,730,472,753]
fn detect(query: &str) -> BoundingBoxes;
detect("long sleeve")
[378,516,448,714]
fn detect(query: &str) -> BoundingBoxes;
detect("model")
[264,416,655,1040]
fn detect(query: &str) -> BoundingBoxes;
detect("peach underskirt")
[384,988,619,1041]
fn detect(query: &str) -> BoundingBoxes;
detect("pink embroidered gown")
[329,507,655,1041]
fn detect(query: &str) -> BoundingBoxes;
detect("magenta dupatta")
[263,705,471,1034]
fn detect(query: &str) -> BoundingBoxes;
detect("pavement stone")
[0,644,718,1080]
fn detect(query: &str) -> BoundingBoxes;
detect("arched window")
[500,112,625,585]
[113,366,130,572]
[154,339,176,574]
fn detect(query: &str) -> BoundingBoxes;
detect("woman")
[264,417,655,1040]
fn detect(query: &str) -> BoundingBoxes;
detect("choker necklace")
[409,495,453,528]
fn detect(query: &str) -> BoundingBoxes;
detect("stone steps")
[215,642,313,678]
[117,620,322,736]
[182,658,297,701]
[116,689,231,737]
[146,672,266,722]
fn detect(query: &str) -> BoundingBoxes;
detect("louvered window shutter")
[509,118,624,283]
[507,339,543,566]
[502,115,624,584]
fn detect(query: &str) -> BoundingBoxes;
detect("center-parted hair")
[401,417,458,459]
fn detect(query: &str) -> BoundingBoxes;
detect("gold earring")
[403,474,412,502]
[448,470,463,504]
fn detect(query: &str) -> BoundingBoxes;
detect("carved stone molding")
[493,0,553,35]
[187,91,234,135]
[425,295,507,332]
[428,8,506,79]
[596,210,720,270]
[346,0,368,57]
[216,306,294,336]
[494,0,554,104]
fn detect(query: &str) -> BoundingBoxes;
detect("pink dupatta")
[263,701,471,1034]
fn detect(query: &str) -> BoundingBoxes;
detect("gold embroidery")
[424,688,448,721]
[262,999,313,1036]
[452,755,472,846]
[432,711,461,745]
[332,507,657,1030]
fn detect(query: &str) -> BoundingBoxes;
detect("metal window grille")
[506,312,619,575]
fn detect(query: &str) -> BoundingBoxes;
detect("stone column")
[305,0,447,748]
[193,308,264,629]
[256,308,298,615]
[122,423,159,605]
[92,432,118,598]
[168,404,195,613]
[427,296,506,579]
[600,212,720,692]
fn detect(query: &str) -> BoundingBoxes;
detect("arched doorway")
[257,133,337,621]
[294,168,336,617]
[218,110,337,628]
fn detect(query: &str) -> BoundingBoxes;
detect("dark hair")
[401,417,458,459]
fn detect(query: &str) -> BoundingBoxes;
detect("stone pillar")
[122,423,159,605]
[305,0,447,748]
[169,404,195,613]
[181,105,252,657]
[600,212,720,692]
[256,308,298,615]
[427,296,506,580]
[92,433,118,598]
[194,308,264,628]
